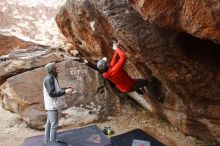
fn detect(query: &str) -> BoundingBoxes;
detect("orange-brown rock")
[56,0,220,142]
[129,0,220,44]
[0,34,37,55]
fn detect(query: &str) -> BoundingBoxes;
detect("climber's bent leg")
[132,79,149,95]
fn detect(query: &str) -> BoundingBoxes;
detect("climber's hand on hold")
[112,41,118,50]
[102,57,107,61]
[83,59,88,64]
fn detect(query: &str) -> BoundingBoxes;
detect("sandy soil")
[0,98,210,146]
[0,106,42,146]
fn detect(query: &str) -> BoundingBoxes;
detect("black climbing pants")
[132,79,149,91]
[132,78,160,99]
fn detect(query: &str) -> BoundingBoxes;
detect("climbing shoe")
[136,88,144,95]
[157,96,164,103]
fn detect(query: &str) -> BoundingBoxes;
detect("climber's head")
[97,57,108,73]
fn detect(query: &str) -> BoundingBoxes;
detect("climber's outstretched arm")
[111,47,127,72]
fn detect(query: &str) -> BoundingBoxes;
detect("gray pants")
[44,110,58,142]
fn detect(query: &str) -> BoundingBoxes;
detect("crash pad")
[23,125,113,146]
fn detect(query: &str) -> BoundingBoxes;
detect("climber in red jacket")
[96,41,163,102]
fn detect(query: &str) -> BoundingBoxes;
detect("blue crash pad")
[23,125,113,146]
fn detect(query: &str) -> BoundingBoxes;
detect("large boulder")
[0,47,63,85]
[129,0,220,44]
[56,0,220,142]
[0,48,118,130]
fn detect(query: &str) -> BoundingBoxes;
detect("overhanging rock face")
[129,0,220,44]
[56,0,220,142]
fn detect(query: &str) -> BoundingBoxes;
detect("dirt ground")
[0,97,212,146]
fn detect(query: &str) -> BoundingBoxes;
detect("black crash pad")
[23,125,113,146]
[110,129,165,146]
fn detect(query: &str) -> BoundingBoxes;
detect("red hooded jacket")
[103,48,135,92]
